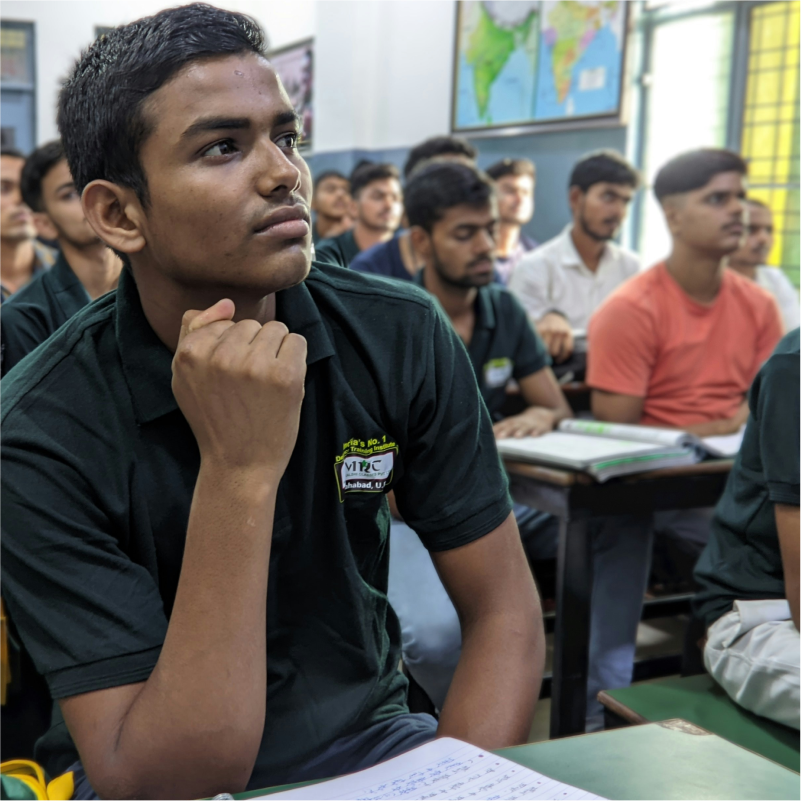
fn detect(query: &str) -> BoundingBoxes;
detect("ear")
[568,186,583,216]
[347,194,359,219]
[31,211,59,242]
[409,226,432,264]
[661,196,683,236]
[81,180,146,258]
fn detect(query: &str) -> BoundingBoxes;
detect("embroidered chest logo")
[334,436,398,502]
[484,357,514,389]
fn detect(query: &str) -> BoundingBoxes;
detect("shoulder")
[758,266,797,293]
[2,292,118,423]
[521,234,563,266]
[608,242,642,274]
[350,239,394,273]
[4,268,51,308]
[725,268,780,313]
[486,283,529,319]
[598,265,658,312]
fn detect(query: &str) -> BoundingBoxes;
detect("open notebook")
[497,420,744,482]
[264,737,604,800]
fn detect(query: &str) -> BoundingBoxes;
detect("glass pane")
[0,24,33,86]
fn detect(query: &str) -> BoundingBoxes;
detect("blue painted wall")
[304,125,627,246]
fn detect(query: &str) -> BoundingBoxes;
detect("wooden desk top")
[503,457,735,488]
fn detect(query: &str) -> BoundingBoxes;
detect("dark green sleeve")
[508,292,551,380]
[755,350,800,506]
[1,303,53,377]
[393,299,513,551]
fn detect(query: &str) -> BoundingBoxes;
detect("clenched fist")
[171,299,307,482]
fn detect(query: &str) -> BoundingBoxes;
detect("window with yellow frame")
[741,1,800,287]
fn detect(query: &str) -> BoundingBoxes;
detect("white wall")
[2,0,317,145]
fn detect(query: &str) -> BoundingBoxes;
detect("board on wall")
[268,37,314,150]
[452,1,628,134]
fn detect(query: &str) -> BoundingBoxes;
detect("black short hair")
[405,159,494,233]
[485,158,536,182]
[403,136,477,180]
[57,4,267,207]
[1,148,26,160]
[653,149,747,203]
[349,162,400,198]
[313,170,349,190]
[569,150,639,193]
[20,140,66,213]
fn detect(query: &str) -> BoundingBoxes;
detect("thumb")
[178,299,236,344]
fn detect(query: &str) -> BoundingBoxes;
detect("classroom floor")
[527,615,686,743]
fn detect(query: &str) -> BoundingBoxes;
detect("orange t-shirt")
[587,262,784,428]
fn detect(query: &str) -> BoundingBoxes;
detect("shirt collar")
[116,266,336,425]
[51,252,90,300]
[414,267,496,330]
[557,224,616,273]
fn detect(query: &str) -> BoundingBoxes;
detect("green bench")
[599,674,800,773]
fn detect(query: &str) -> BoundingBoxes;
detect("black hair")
[57,3,267,207]
[1,148,26,160]
[405,159,494,233]
[313,170,349,190]
[403,136,477,180]
[653,149,747,203]
[349,162,400,198]
[485,158,536,182]
[20,140,66,213]
[569,150,639,193]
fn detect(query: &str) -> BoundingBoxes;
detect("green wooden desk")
[239,720,800,800]
[599,674,800,772]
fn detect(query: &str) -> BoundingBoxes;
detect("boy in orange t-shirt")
[588,149,783,431]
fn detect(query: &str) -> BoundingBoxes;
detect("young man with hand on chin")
[1,6,544,800]
[2,140,122,375]
[387,160,657,730]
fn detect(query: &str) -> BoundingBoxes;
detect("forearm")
[437,596,544,748]
[100,463,276,798]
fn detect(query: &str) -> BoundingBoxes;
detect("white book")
[264,737,604,800]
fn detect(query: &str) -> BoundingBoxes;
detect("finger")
[276,332,308,367]
[251,320,291,359]
[214,319,264,351]
[179,299,236,344]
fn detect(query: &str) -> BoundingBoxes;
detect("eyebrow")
[55,181,75,193]
[181,110,301,141]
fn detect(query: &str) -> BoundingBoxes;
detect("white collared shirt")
[756,265,800,333]
[507,224,641,330]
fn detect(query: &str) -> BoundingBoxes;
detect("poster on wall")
[452,1,627,133]
[268,38,314,149]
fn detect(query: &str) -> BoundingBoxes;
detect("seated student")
[310,170,352,245]
[727,198,799,333]
[1,149,56,302]
[694,328,799,729]
[2,140,122,376]
[1,7,545,799]
[315,161,402,267]
[508,150,640,364]
[350,135,477,281]
[484,158,537,285]
[387,160,655,728]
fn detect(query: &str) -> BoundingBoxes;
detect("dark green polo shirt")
[315,229,361,268]
[694,328,800,629]
[1,264,512,787]
[1,252,90,377]
[414,268,551,420]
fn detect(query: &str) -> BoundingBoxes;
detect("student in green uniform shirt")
[315,162,403,267]
[1,6,544,799]
[310,170,352,245]
[1,140,122,376]
[694,328,800,729]
[388,160,659,729]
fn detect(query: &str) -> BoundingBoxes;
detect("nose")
[254,139,303,200]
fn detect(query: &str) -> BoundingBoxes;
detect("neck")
[727,259,758,281]
[61,239,123,300]
[496,222,521,258]
[421,265,476,321]
[570,224,606,272]
[397,230,422,276]
[133,262,277,353]
[314,213,345,240]
[353,220,393,252]
[0,238,36,293]
[665,241,725,303]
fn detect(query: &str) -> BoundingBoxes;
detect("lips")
[254,205,310,239]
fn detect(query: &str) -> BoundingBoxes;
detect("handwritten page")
[264,737,604,800]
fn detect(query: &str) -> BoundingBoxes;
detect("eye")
[202,139,238,158]
[275,131,299,150]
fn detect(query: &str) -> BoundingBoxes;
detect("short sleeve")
[508,252,552,321]
[394,300,512,552]
[754,351,800,506]
[586,294,656,398]
[508,293,551,379]
[1,377,167,699]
